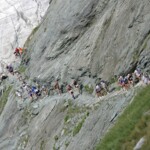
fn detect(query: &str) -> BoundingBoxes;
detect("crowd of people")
[118,68,150,90]
[1,62,82,101]
[0,54,150,101]
[14,78,81,101]
[95,68,150,97]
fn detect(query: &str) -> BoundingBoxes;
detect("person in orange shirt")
[19,47,23,55]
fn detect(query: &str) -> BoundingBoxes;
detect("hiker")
[127,74,133,85]
[66,84,75,99]
[72,79,80,93]
[28,90,33,101]
[141,73,150,85]
[14,48,20,57]
[22,81,29,93]
[118,76,124,88]
[54,80,61,95]
[123,76,130,90]
[79,83,83,95]
[24,84,31,92]
[31,86,41,98]
[15,71,22,81]
[41,84,48,96]
[100,80,109,93]
[95,84,101,97]
[6,64,14,75]
[134,68,142,80]
[132,73,139,86]
[15,86,24,99]
[19,47,23,55]
[72,79,79,88]
[15,90,22,99]
[60,84,64,94]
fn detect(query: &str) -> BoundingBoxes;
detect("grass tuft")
[84,85,94,94]
[73,115,86,136]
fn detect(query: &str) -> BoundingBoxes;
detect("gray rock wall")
[25,0,150,81]
[0,0,150,149]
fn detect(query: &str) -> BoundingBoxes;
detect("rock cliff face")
[25,0,150,81]
[0,0,150,150]
[0,0,49,63]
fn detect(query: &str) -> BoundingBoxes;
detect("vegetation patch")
[32,25,40,35]
[64,115,69,123]
[17,134,29,149]
[84,85,94,94]
[115,86,122,91]
[133,51,140,62]
[109,76,117,84]
[55,100,91,148]
[40,140,46,150]
[54,135,59,141]
[95,85,150,150]
[73,115,86,136]
[21,107,33,125]
[18,65,26,73]
[65,141,70,148]
[0,86,12,115]
[122,113,150,150]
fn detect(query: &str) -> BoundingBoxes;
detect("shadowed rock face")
[25,0,150,81]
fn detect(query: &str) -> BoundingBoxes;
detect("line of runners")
[0,64,82,100]
[1,62,150,101]
[95,68,150,97]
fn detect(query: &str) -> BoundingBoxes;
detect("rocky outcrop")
[24,0,150,82]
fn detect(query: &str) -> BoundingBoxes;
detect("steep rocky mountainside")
[25,0,150,82]
[0,73,137,150]
[0,0,49,63]
[0,0,150,150]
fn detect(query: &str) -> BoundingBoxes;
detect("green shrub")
[84,85,94,94]
[65,141,70,148]
[64,115,69,122]
[73,116,86,136]
[40,140,45,150]
[54,135,59,141]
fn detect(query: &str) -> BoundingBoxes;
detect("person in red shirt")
[14,48,21,57]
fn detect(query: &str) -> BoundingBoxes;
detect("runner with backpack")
[66,84,75,99]
[54,79,61,95]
